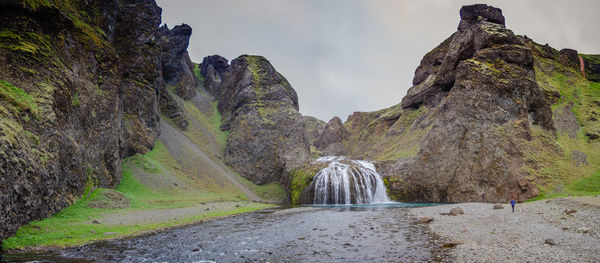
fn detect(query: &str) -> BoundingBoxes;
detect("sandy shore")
[409,197,600,262]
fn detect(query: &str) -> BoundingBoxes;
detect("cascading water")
[306,156,391,204]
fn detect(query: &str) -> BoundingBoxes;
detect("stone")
[564,209,577,215]
[418,217,434,223]
[579,227,591,234]
[544,239,556,246]
[160,24,196,100]
[450,207,465,215]
[493,204,504,210]
[92,220,101,224]
[200,55,229,95]
[458,4,505,30]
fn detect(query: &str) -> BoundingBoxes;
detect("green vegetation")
[2,142,273,250]
[71,91,79,106]
[525,44,600,201]
[233,172,287,201]
[289,165,325,204]
[0,79,39,117]
[193,63,204,85]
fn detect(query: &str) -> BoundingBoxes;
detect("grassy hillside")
[524,41,600,199]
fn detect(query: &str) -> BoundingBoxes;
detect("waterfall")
[306,157,391,204]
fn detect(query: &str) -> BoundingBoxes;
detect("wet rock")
[450,207,464,215]
[493,204,504,210]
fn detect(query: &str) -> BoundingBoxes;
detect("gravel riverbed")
[409,197,600,263]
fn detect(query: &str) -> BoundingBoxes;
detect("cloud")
[157,0,600,122]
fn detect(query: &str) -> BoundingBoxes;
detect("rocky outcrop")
[200,55,229,95]
[303,116,326,146]
[0,0,196,244]
[314,116,350,156]
[160,24,196,100]
[216,55,311,185]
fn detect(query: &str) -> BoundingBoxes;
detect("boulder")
[450,207,465,215]
[493,204,504,209]
[159,24,197,100]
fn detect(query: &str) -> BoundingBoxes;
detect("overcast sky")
[156,0,600,122]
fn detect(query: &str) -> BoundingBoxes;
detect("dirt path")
[159,121,268,203]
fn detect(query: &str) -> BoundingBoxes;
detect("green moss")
[0,79,39,117]
[289,165,325,205]
[22,0,51,11]
[193,63,204,85]
[71,91,79,106]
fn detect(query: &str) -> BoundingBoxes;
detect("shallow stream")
[1,204,446,263]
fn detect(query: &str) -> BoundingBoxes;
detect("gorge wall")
[0,0,196,243]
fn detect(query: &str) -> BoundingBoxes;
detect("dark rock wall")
[0,0,194,243]
[216,55,311,185]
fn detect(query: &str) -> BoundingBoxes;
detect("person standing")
[510,198,516,213]
[481,192,486,203]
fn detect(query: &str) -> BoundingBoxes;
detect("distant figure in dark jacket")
[481,192,486,203]
[510,198,516,213]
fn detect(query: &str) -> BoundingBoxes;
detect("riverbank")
[409,196,600,262]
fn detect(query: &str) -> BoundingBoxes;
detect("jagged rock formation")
[160,24,196,100]
[0,0,194,243]
[200,55,229,95]
[314,117,350,156]
[303,116,326,147]
[212,55,311,185]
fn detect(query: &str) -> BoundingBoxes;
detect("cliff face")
[0,0,195,243]
[207,55,311,185]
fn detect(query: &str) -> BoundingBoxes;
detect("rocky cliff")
[292,4,599,203]
[0,0,196,244]
[202,55,311,185]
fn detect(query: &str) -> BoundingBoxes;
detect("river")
[1,204,448,263]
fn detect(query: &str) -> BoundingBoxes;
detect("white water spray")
[307,157,391,204]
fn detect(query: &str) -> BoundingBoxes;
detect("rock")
[544,239,556,246]
[303,116,327,146]
[418,217,434,223]
[314,117,350,156]
[458,4,505,30]
[578,227,591,234]
[217,55,311,185]
[389,4,554,203]
[92,220,101,224]
[450,207,465,215]
[554,104,580,139]
[563,209,577,215]
[440,212,450,216]
[559,49,579,69]
[441,241,463,248]
[103,232,117,236]
[200,55,229,94]
[562,226,570,230]
[493,204,504,209]
[160,24,196,100]
[581,54,600,82]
